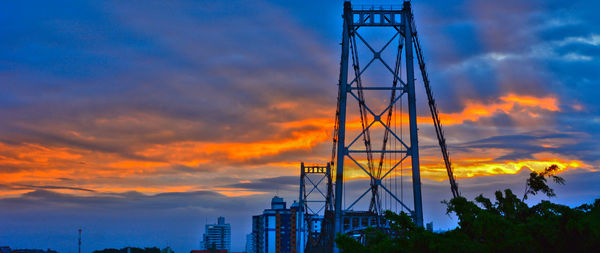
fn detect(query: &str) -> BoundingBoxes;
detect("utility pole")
[78,228,82,253]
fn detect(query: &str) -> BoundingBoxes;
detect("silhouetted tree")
[336,165,600,252]
[523,164,565,200]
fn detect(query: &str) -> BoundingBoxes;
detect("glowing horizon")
[0,92,587,197]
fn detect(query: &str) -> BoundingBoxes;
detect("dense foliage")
[336,166,600,252]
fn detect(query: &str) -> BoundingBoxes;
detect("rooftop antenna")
[78,228,82,253]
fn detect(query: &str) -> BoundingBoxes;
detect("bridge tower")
[330,1,459,248]
[296,163,334,253]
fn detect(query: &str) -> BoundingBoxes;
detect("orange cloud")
[0,93,576,199]
[422,158,587,181]
[0,116,332,197]
[501,94,559,111]
[213,188,268,197]
[135,125,328,164]
[0,142,82,169]
[0,134,590,198]
[341,157,588,182]
[427,93,560,125]
[280,93,560,131]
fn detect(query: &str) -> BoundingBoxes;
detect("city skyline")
[2,0,600,252]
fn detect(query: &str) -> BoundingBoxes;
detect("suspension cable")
[400,82,404,212]
[410,16,460,198]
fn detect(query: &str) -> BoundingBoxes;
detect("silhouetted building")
[93,247,160,253]
[201,216,231,252]
[426,222,434,232]
[190,250,227,253]
[0,247,11,253]
[11,249,58,253]
[250,196,292,253]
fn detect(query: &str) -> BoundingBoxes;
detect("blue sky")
[1,0,600,252]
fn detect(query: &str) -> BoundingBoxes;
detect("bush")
[336,165,600,252]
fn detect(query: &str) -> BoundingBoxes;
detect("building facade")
[201,216,231,252]
[245,233,255,253]
[250,196,293,253]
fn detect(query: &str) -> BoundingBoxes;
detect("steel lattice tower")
[291,1,462,251]
[333,1,423,237]
[330,1,460,246]
[296,163,334,253]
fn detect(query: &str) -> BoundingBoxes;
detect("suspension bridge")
[295,1,459,252]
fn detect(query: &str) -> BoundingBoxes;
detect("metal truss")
[342,26,411,214]
[319,2,461,252]
[333,2,424,246]
[298,163,333,253]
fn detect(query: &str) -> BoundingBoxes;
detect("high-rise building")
[250,196,293,253]
[200,216,231,252]
[245,233,255,253]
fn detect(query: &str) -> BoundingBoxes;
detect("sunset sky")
[1,0,600,252]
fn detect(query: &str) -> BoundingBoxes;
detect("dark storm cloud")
[170,164,214,173]
[12,184,96,192]
[438,130,600,163]
[459,131,562,150]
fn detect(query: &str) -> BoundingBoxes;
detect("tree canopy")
[336,165,600,252]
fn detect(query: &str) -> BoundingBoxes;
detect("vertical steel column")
[326,163,333,212]
[298,163,305,253]
[334,0,352,245]
[403,1,423,227]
